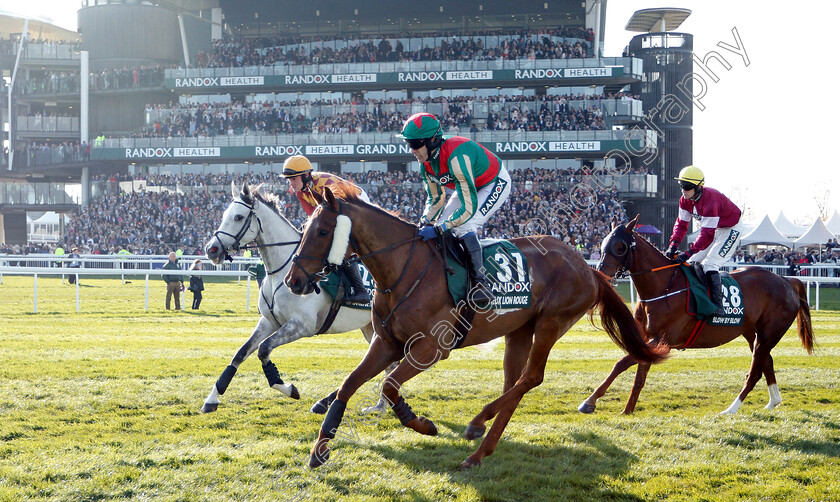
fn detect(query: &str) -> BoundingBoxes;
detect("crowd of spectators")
[14,66,167,96]
[11,141,89,168]
[47,169,623,257]
[5,169,839,272]
[135,91,628,139]
[195,27,593,68]
[0,37,81,56]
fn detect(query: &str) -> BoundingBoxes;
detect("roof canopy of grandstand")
[220,0,588,37]
[0,10,79,41]
[624,8,691,33]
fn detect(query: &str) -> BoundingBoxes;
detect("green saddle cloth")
[447,240,532,309]
[320,263,373,310]
[682,264,744,326]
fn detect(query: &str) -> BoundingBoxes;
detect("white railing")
[2,256,838,312]
[0,266,258,313]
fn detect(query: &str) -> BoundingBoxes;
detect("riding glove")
[664,244,678,259]
[677,251,693,262]
[418,226,438,241]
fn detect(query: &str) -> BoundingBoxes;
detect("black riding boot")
[460,232,494,307]
[706,270,725,315]
[342,263,369,303]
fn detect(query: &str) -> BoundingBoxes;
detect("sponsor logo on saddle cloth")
[446,240,532,310]
[681,264,744,326]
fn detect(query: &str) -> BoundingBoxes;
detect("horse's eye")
[234,215,244,221]
[318,229,329,237]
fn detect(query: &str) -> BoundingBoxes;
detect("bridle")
[597,231,636,279]
[212,198,300,275]
[599,228,685,303]
[291,199,422,296]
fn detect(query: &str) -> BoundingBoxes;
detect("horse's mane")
[246,185,300,232]
[339,192,415,228]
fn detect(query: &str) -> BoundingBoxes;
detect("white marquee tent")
[793,218,836,248]
[740,215,793,247]
[773,212,806,239]
[825,210,840,237]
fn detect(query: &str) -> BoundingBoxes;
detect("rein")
[607,232,685,304]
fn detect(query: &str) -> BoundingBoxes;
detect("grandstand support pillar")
[178,14,191,67]
[7,18,28,170]
[81,50,90,208]
[587,0,603,58]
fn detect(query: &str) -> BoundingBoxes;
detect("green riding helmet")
[396,112,442,140]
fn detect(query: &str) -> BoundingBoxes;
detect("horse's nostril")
[209,246,218,254]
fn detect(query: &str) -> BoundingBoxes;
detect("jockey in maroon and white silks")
[666,165,743,315]
[670,185,742,269]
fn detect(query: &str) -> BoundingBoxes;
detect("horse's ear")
[324,187,339,211]
[310,188,324,205]
[242,183,252,198]
[625,214,640,232]
[231,181,237,197]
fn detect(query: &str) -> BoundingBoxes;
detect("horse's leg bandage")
[321,399,348,439]
[328,215,352,266]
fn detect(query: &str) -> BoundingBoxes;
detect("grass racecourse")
[0,275,838,502]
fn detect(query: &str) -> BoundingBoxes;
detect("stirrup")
[469,281,494,306]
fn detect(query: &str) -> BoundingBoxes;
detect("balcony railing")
[99,128,656,149]
[166,57,642,80]
[0,182,79,205]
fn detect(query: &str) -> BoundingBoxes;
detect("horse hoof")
[290,385,300,400]
[459,457,481,470]
[201,402,218,413]
[407,417,438,436]
[310,391,337,414]
[463,424,486,440]
[308,449,330,469]
[577,401,596,414]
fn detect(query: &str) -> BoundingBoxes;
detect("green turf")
[0,277,838,501]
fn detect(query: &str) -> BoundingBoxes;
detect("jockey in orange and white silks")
[397,112,512,306]
[665,165,743,315]
[280,155,370,216]
[281,155,370,303]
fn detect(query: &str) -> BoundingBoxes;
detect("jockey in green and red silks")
[397,112,512,306]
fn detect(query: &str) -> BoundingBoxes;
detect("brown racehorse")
[285,189,668,469]
[579,216,815,415]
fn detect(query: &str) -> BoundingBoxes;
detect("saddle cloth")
[445,237,532,310]
[320,262,373,310]
[682,264,744,326]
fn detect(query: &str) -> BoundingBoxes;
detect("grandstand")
[1,0,692,257]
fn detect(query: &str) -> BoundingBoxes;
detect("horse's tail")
[589,270,669,364]
[786,277,815,354]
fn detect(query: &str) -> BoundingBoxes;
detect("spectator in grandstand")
[162,251,184,310]
[280,155,370,302]
[397,112,511,305]
[665,166,743,315]
[188,259,204,310]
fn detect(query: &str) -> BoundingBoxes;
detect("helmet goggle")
[679,181,698,191]
[405,138,426,150]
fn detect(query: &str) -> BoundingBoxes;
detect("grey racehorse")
[202,182,390,413]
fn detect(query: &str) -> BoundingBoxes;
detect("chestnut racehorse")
[285,189,667,469]
[579,216,814,415]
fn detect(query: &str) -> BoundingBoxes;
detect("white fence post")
[34,274,38,313]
